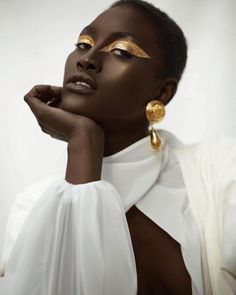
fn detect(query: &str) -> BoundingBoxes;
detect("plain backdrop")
[0,0,235,257]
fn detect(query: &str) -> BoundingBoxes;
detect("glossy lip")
[66,82,96,94]
[66,72,98,91]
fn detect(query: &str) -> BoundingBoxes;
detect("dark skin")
[24,5,192,294]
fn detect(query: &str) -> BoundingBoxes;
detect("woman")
[0,0,235,294]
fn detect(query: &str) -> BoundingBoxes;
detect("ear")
[156,77,178,106]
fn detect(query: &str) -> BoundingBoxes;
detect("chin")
[61,89,88,108]
[60,94,99,123]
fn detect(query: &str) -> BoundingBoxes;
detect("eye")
[74,34,95,51]
[111,48,133,59]
[101,40,151,59]
[75,42,92,50]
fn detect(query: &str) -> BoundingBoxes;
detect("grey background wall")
[0,0,235,258]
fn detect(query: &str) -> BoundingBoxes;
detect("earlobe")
[156,78,178,106]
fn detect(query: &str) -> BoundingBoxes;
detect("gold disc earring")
[146,100,165,151]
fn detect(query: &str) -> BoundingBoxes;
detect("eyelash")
[74,42,133,59]
[75,42,91,50]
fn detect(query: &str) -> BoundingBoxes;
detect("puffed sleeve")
[0,178,137,295]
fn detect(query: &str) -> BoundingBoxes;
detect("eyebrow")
[80,26,144,45]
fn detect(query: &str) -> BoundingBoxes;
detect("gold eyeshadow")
[77,34,95,47]
[76,34,151,58]
[100,40,151,58]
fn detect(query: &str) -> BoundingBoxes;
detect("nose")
[77,51,102,73]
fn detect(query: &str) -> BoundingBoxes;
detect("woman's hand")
[24,84,105,184]
[24,84,105,143]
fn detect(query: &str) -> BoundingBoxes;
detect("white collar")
[101,130,174,212]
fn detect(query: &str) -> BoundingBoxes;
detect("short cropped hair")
[109,0,188,81]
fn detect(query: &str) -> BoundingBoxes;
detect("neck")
[103,127,149,157]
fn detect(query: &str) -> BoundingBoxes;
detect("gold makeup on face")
[76,34,151,59]
[100,39,151,58]
[77,34,95,47]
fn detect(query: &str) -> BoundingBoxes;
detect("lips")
[66,72,98,91]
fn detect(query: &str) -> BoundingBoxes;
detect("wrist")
[68,129,104,153]
[66,131,105,185]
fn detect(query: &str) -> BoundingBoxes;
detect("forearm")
[65,132,104,184]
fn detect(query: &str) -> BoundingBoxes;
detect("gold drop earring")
[145,100,165,151]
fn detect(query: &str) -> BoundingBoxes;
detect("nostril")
[77,61,83,68]
[77,60,99,72]
[77,55,102,72]
[87,64,96,70]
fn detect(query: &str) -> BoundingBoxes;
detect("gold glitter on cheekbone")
[100,40,151,58]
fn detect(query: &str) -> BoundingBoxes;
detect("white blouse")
[0,129,235,295]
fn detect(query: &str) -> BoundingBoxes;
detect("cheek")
[63,51,76,84]
[99,59,154,106]
[60,53,156,124]
[93,60,153,123]
[99,58,156,112]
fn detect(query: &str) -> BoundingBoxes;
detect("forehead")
[85,6,161,59]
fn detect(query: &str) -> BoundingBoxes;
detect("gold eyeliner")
[100,40,151,58]
[76,34,151,58]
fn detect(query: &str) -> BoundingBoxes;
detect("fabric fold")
[0,180,137,295]
[136,133,204,295]
[1,129,236,295]
[173,136,236,295]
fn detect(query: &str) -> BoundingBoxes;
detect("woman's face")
[61,5,165,131]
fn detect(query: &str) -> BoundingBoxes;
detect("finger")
[46,97,57,106]
[48,86,62,107]
[24,84,61,102]
[46,96,61,108]
[24,96,48,119]
[25,96,79,140]
[24,85,52,103]
[49,86,62,100]
[25,96,67,133]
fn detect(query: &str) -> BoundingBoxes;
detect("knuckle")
[24,93,31,102]
[23,85,44,101]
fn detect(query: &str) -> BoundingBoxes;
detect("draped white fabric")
[0,130,236,294]
[0,180,137,295]
[174,136,236,294]
[0,131,169,295]
[1,1,236,284]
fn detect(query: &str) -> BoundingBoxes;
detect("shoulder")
[173,135,236,170]
[170,135,236,209]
